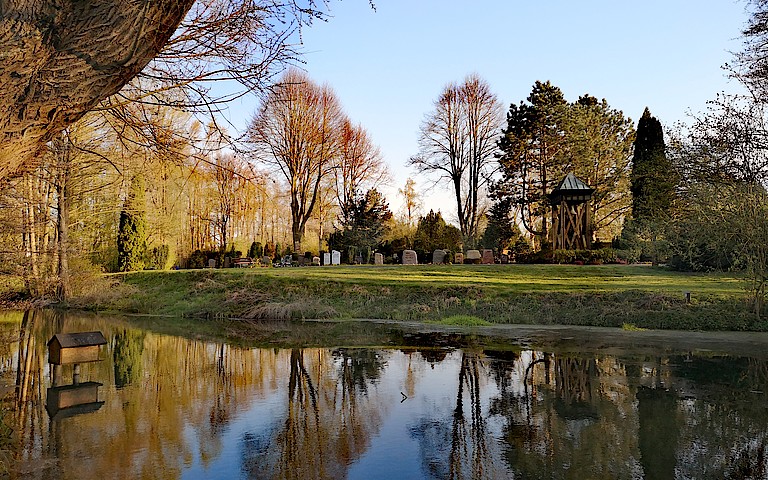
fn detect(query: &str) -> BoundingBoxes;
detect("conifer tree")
[117,174,147,272]
[630,108,677,221]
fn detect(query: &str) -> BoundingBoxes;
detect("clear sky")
[223,0,750,222]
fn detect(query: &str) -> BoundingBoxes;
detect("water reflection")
[1,311,768,478]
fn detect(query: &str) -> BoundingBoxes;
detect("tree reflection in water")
[242,348,386,480]
[5,312,768,478]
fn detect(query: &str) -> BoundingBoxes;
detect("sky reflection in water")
[3,310,768,479]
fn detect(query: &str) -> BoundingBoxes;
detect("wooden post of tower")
[548,173,594,250]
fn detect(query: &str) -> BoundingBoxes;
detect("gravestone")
[331,250,341,265]
[223,256,231,268]
[402,250,418,265]
[501,254,510,264]
[465,250,481,264]
[323,252,331,266]
[297,254,305,266]
[454,252,464,265]
[312,256,321,266]
[374,253,384,265]
[482,249,494,264]
[432,249,447,265]
[261,255,272,266]
[208,258,217,269]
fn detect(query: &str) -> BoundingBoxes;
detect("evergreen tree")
[412,210,463,254]
[496,81,569,242]
[630,108,677,221]
[117,174,147,272]
[480,197,522,251]
[328,189,393,260]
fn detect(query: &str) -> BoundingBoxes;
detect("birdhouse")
[47,332,107,365]
[549,173,594,250]
[46,382,104,420]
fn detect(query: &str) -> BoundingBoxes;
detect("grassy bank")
[66,264,767,331]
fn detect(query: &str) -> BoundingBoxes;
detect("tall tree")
[335,119,389,227]
[630,108,676,222]
[496,81,569,243]
[117,174,148,272]
[249,69,345,252]
[565,96,635,239]
[410,74,503,247]
[398,177,423,226]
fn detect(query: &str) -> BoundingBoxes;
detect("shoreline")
[25,264,764,332]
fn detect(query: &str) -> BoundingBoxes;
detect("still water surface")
[3,310,768,479]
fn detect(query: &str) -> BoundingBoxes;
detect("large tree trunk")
[0,0,195,178]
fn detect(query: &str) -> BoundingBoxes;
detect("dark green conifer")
[117,174,147,272]
[630,108,677,221]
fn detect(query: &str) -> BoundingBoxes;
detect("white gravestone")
[374,253,384,265]
[323,252,331,266]
[331,250,341,265]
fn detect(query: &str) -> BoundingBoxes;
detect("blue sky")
[224,1,750,219]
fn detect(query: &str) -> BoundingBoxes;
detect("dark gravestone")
[432,249,447,264]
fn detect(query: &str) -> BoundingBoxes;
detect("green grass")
[62,263,767,331]
[429,315,492,326]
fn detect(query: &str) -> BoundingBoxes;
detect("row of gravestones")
[225,249,498,267]
[402,249,495,265]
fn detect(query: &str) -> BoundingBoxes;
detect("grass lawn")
[70,263,767,331]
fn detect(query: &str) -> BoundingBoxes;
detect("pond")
[2,310,768,479]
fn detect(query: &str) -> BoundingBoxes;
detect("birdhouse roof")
[47,331,107,348]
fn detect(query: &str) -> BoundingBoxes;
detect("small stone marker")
[466,250,481,264]
[323,252,331,266]
[402,249,418,265]
[432,249,447,265]
[261,255,272,266]
[454,252,464,265]
[208,258,217,269]
[331,250,341,265]
[312,256,321,266]
[482,249,494,264]
[501,254,510,264]
[223,256,231,268]
[374,253,384,265]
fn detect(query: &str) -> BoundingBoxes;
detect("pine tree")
[630,108,677,221]
[117,174,147,272]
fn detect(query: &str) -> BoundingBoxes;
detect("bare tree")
[249,69,344,252]
[398,177,422,226]
[410,74,503,247]
[335,119,389,226]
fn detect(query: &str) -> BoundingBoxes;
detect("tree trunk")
[56,143,72,301]
[0,0,196,178]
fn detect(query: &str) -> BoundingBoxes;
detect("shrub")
[145,245,170,270]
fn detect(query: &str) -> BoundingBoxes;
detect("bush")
[249,242,263,259]
[145,245,170,270]
[551,248,621,265]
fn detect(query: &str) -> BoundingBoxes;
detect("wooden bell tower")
[549,173,594,250]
